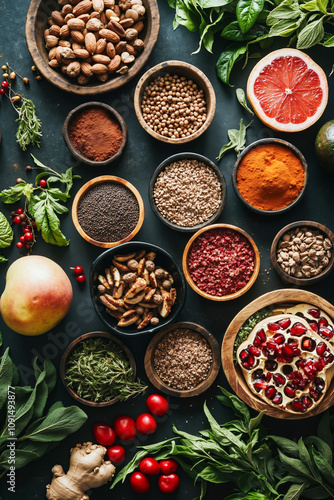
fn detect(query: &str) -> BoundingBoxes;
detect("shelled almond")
[45,0,146,85]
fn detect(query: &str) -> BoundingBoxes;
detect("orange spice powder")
[236,144,306,211]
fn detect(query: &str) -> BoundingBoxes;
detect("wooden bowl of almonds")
[270,221,334,285]
[90,241,186,336]
[25,0,160,95]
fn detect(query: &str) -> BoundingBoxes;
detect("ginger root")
[46,442,115,500]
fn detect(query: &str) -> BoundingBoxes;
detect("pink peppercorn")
[187,228,255,296]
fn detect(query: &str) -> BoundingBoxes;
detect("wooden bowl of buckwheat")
[25,0,160,95]
[134,60,216,144]
[270,221,334,285]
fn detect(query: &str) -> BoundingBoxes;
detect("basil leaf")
[269,436,300,458]
[277,475,306,486]
[0,213,13,248]
[296,17,325,48]
[317,0,328,13]
[236,0,265,33]
[29,195,69,247]
[297,438,316,475]
[302,484,334,498]
[216,43,247,85]
[323,34,334,46]
[195,10,225,53]
[199,0,235,6]
[175,0,201,31]
[269,17,304,37]
[0,449,39,470]
[266,0,302,25]
[248,411,263,432]
[0,349,13,410]
[278,450,311,477]
[311,447,334,484]
[283,483,307,500]
[222,20,267,40]
[0,183,27,204]
[47,188,70,202]
[217,387,250,423]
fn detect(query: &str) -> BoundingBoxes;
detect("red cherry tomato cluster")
[92,394,169,467]
[11,207,37,253]
[130,458,180,494]
[71,265,86,284]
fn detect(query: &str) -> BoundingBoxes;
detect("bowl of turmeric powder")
[232,138,308,214]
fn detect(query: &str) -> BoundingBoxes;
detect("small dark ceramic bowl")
[149,152,227,233]
[144,321,220,397]
[60,331,136,407]
[90,241,186,336]
[63,102,128,167]
[232,138,308,215]
[270,220,334,285]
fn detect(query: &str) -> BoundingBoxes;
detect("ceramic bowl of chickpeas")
[90,241,186,336]
[134,60,216,144]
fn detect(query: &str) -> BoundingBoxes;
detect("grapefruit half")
[247,48,328,132]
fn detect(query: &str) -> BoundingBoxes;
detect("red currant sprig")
[11,207,36,254]
[70,266,86,284]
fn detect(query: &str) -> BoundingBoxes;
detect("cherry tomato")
[136,413,157,435]
[39,179,47,188]
[146,394,169,416]
[107,445,125,464]
[93,423,116,447]
[159,459,178,474]
[76,275,86,284]
[114,415,136,441]
[73,265,84,275]
[129,472,150,494]
[139,457,160,475]
[158,473,180,494]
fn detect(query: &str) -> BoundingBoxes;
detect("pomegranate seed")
[253,336,262,347]
[242,361,250,370]
[316,342,327,356]
[265,360,278,371]
[307,308,320,318]
[249,345,261,356]
[257,329,267,342]
[301,337,316,351]
[319,317,328,328]
[319,327,334,339]
[309,387,320,401]
[248,354,255,367]
[291,399,307,412]
[268,322,280,332]
[252,369,264,379]
[273,373,285,387]
[301,395,312,408]
[272,392,282,405]
[290,323,307,336]
[309,321,318,332]
[265,386,276,400]
[284,385,296,398]
[240,350,249,361]
[283,344,295,357]
[314,377,325,391]
[278,318,291,329]
[266,372,272,381]
[324,354,334,365]
[267,340,278,350]
[253,380,268,392]
[272,333,285,344]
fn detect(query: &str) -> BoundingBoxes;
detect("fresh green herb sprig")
[216,118,252,160]
[111,386,334,499]
[0,155,80,247]
[0,212,13,262]
[0,348,87,477]
[65,337,147,403]
[233,306,273,361]
[15,96,42,151]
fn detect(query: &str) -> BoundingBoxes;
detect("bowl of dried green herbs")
[60,331,147,407]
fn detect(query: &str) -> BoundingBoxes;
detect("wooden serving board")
[222,289,334,419]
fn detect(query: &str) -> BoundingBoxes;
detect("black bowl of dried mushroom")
[149,152,227,232]
[90,241,186,336]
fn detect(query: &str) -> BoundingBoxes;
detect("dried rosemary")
[65,337,147,402]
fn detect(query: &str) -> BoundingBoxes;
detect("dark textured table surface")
[0,0,334,498]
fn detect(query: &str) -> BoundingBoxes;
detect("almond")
[73,0,93,16]
[49,59,60,69]
[67,18,86,30]
[58,39,72,48]
[64,13,75,23]
[92,0,104,13]
[119,18,134,29]
[80,61,93,76]
[61,4,73,16]
[86,18,103,31]
[133,21,144,33]
[103,0,115,8]
[106,42,116,58]
[45,35,59,49]
[95,38,107,53]
[73,48,90,58]
[77,74,91,84]
[107,54,121,73]
[49,25,61,36]
[60,24,70,37]
[78,13,90,23]
[85,32,97,53]
[125,43,137,56]
[51,10,65,26]
[115,41,127,54]
[97,73,109,82]
[108,19,125,37]
[99,28,120,43]
[91,63,108,74]
[70,30,85,43]
[92,54,111,64]
[48,47,58,60]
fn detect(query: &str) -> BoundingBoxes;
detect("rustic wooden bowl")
[134,60,216,144]
[232,138,308,215]
[60,331,136,407]
[270,220,334,285]
[90,241,186,336]
[63,102,128,166]
[222,289,334,419]
[144,321,220,397]
[71,175,144,247]
[182,223,260,301]
[149,152,227,232]
[25,0,160,95]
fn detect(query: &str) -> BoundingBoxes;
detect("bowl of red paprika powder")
[232,138,308,214]
[182,224,261,301]
[63,102,128,167]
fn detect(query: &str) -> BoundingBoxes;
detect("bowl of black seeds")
[149,152,227,232]
[72,175,145,248]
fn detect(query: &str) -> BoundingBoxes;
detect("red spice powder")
[187,228,255,296]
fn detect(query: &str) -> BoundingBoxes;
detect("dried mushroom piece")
[237,313,334,414]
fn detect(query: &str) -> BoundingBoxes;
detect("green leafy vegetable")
[216,118,252,160]
[0,212,13,262]
[236,88,254,114]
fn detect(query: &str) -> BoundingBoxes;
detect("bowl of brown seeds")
[134,60,216,144]
[144,321,220,397]
[149,152,227,232]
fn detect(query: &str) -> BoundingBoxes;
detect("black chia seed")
[77,182,140,242]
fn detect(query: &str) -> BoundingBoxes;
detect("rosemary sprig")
[65,337,147,402]
[15,96,42,150]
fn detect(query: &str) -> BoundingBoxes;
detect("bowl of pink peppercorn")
[182,224,261,301]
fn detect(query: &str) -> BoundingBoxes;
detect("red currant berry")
[19,235,26,242]
[0,89,5,95]
[76,275,86,284]
[25,244,31,250]
[16,241,24,249]
[24,232,34,242]
[1,81,9,89]
[16,208,24,215]
[32,221,37,229]
[19,214,26,222]
[74,266,84,275]
[13,216,21,225]
[39,179,47,188]
[23,226,32,233]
